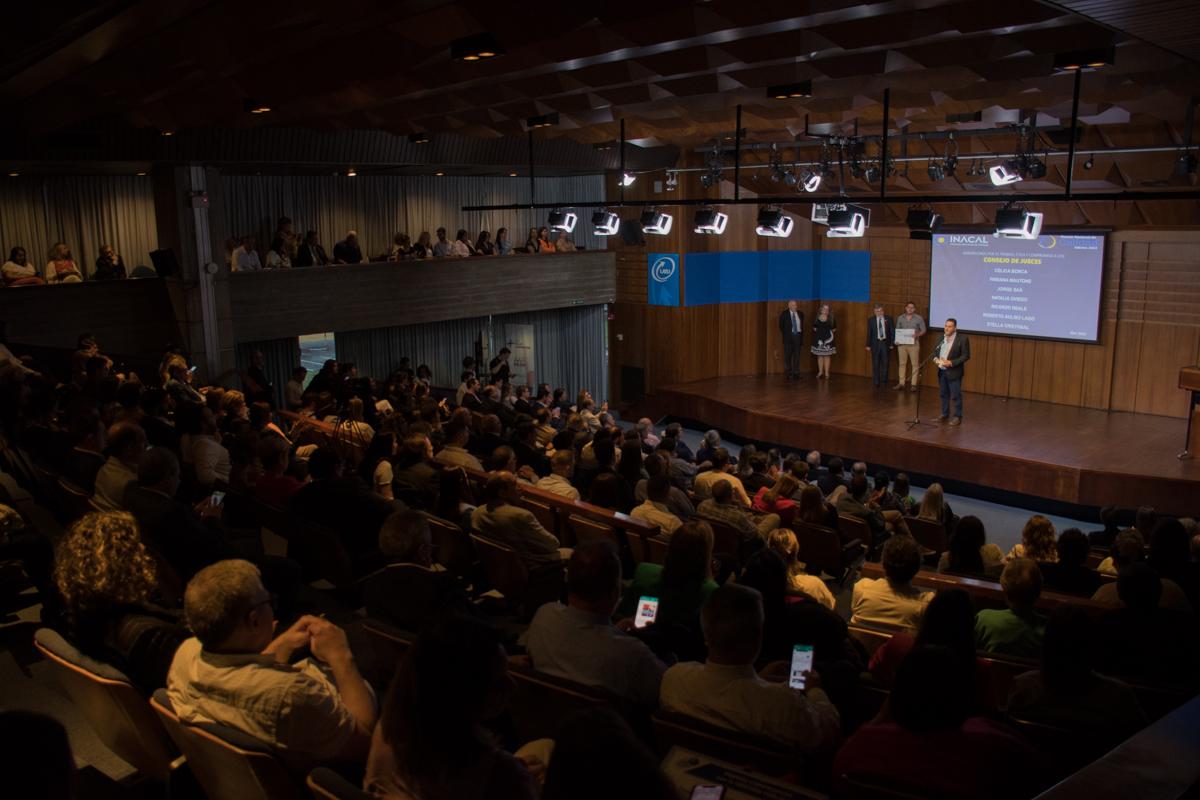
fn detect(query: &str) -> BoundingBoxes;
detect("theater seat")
[33,628,178,782]
[307,767,372,799]
[150,689,300,800]
[650,710,806,780]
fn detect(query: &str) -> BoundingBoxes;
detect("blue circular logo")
[651,256,676,283]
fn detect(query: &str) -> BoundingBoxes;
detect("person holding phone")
[659,584,840,753]
[525,542,666,706]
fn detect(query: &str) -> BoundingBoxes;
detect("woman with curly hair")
[53,511,187,694]
[1006,515,1059,563]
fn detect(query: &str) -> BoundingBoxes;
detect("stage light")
[1025,157,1047,179]
[783,171,798,187]
[409,133,430,144]
[665,171,678,191]
[799,170,822,192]
[6,171,18,177]
[906,208,942,241]
[509,172,517,177]
[994,207,1043,239]
[548,210,577,233]
[1083,155,1094,170]
[864,163,880,184]
[1175,151,1197,177]
[767,80,812,99]
[989,161,1023,186]
[641,210,673,235]
[811,204,830,225]
[346,167,357,177]
[435,171,445,176]
[693,208,728,235]
[1054,46,1114,72]
[620,172,636,187]
[756,207,794,238]
[699,172,714,188]
[927,161,945,181]
[826,205,870,238]
[526,112,559,129]
[591,210,620,236]
[243,99,271,114]
[451,33,505,61]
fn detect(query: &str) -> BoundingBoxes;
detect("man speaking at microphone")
[934,318,970,427]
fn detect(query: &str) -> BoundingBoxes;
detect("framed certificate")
[894,328,916,345]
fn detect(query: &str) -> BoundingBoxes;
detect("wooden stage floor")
[653,374,1200,516]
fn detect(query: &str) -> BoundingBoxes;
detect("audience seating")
[839,773,931,800]
[795,521,863,585]
[307,767,372,800]
[905,516,948,556]
[288,518,356,589]
[151,689,300,800]
[642,534,671,566]
[507,663,611,743]
[838,514,872,554]
[360,618,415,676]
[518,496,559,538]
[34,628,179,783]
[651,710,808,782]
[424,513,476,579]
[468,533,563,618]
[56,476,95,522]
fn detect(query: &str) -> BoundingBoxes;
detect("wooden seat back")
[906,515,948,554]
[838,514,872,552]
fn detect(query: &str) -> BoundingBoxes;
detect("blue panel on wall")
[682,249,869,306]
[647,253,681,306]
[814,250,871,302]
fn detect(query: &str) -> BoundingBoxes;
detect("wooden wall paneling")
[1109,320,1145,412]
[1080,320,1116,409]
[717,302,766,377]
[1132,324,1200,417]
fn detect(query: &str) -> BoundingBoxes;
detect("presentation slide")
[929,232,1105,342]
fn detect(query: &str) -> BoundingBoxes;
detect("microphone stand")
[907,340,944,431]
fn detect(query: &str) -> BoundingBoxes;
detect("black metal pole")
[528,129,535,208]
[734,104,742,201]
[880,88,890,202]
[1065,69,1082,199]
[619,118,626,206]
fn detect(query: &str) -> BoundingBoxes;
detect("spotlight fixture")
[699,172,715,189]
[755,207,794,238]
[693,208,729,235]
[591,210,620,236]
[811,204,831,225]
[243,99,271,114]
[1053,46,1115,72]
[906,208,942,241]
[665,171,678,191]
[1083,155,1094,170]
[526,112,559,130]
[346,167,357,177]
[783,170,798,187]
[863,163,880,184]
[1175,151,1197,177]
[451,32,505,61]
[799,170,822,192]
[927,160,945,182]
[548,210,577,233]
[994,206,1043,240]
[1025,156,1047,180]
[826,205,870,238]
[408,133,430,144]
[620,172,636,187]
[640,209,673,235]
[767,80,813,99]
[989,160,1024,186]
[699,146,723,189]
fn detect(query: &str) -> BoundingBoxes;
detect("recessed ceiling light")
[160,130,175,137]
[243,99,271,114]
[7,171,18,177]
[136,171,147,176]
[435,171,445,176]
[346,168,357,177]
[766,80,813,99]
[409,133,430,144]
[509,172,517,177]
[451,32,505,61]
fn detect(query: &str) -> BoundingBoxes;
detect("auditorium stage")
[652,375,1200,517]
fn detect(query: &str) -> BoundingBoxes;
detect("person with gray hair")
[636,417,660,452]
[167,559,376,766]
[659,583,839,752]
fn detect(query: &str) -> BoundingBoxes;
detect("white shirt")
[692,470,751,507]
[450,240,473,257]
[535,473,580,501]
[265,250,290,269]
[876,316,886,339]
[285,379,304,410]
[660,661,840,753]
[434,445,483,471]
[939,333,956,363]
[93,456,137,511]
[192,434,231,484]
[232,246,262,272]
[790,310,801,333]
[850,577,933,631]
[525,604,666,705]
[789,572,837,610]
[630,499,683,535]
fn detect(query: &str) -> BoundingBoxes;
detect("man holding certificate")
[893,302,926,391]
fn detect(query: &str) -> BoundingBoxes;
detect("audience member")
[191,406,231,485]
[1095,562,1200,685]
[92,422,146,510]
[837,473,909,543]
[2,246,45,285]
[851,535,932,630]
[46,242,84,283]
[540,707,676,800]
[61,409,106,492]
[1096,528,1144,576]
[619,520,718,630]
[1007,514,1059,562]
[265,237,291,268]
[364,615,535,799]
[296,230,330,266]
[796,483,840,530]
[634,453,694,520]
[693,447,750,506]
[394,433,440,505]
[93,244,127,280]
[334,230,365,264]
[833,645,1045,799]
[290,447,395,560]
[697,479,779,539]
[168,560,376,767]
[1039,528,1103,597]
[361,433,397,500]
[1148,517,1200,608]
[435,422,484,471]
[0,711,75,800]
[526,542,666,705]
[1005,604,1146,742]
[362,510,468,631]
[450,229,476,257]
[937,515,1003,578]
[54,511,189,693]
[474,230,494,255]
[554,232,575,252]
[659,583,840,753]
[433,227,452,257]
[975,558,1046,658]
[537,227,554,253]
[254,436,303,508]
[630,474,683,535]
[764,528,836,609]
[471,471,567,570]
[495,227,512,256]
[914,481,955,529]
[231,235,262,271]
[752,473,800,527]
[816,456,845,497]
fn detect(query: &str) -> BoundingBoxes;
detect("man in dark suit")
[778,300,805,380]
[864,304,895,388]
[934,318,971,426]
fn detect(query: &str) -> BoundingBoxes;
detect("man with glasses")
[167,560,377,767]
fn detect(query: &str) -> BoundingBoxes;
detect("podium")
[1181,366,1200,459]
